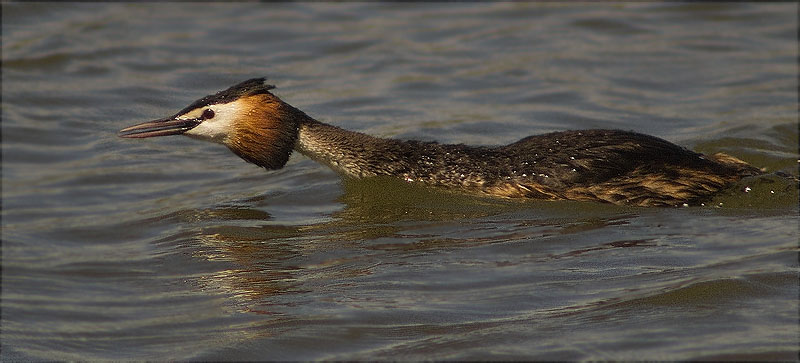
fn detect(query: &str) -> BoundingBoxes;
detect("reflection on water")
[177,172,797,339]
[3,1,798,361]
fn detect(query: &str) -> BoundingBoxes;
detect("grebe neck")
[293,118,514,195]
[295,119,408,178]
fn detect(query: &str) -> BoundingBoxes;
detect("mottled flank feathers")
[295,125,761,206]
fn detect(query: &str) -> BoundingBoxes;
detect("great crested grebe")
[119,78,762,207]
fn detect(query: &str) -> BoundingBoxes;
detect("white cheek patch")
[183,100,246,144]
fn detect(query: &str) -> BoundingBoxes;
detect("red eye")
[201,109,215,119]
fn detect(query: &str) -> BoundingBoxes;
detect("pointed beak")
[118,116,201,138]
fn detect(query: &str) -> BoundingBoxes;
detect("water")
[2,2,798,360]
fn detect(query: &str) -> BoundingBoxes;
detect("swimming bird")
[119,78,762,207]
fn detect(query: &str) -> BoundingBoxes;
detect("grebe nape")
[119,78,763,207]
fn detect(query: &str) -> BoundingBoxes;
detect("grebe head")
[119,78,303,169]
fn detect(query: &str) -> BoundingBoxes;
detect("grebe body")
[119,78,762,207]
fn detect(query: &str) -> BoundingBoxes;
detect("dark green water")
[2,3,798,360]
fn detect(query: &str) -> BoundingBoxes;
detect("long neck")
[294,119,408,178]
[293,119,511,192]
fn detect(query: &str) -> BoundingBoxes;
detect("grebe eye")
[201,109,215,120]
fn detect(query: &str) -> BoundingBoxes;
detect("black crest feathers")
[175,77,276,116]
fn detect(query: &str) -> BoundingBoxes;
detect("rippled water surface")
[2,3,798,361]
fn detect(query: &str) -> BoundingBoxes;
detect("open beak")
[118,116,201,138]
